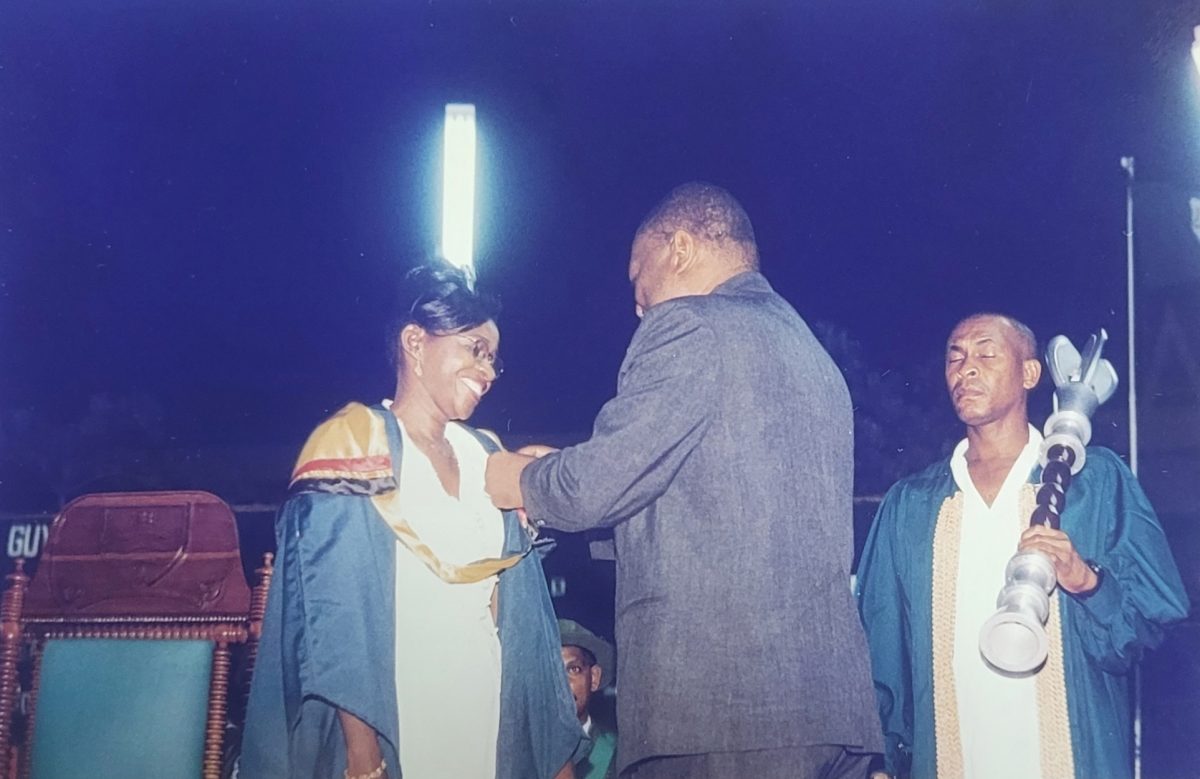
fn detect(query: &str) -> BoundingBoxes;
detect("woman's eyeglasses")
[452,334,504,377]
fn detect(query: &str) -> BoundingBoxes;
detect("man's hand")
[517,444,560,459]
[485,451,536,510]
[1018,524,1098,594]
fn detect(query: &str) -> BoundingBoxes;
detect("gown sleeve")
[1063,449,1190,673]
[241,492,400,778]
[856,483,916,778]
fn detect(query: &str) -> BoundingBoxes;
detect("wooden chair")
[0,491,273,779]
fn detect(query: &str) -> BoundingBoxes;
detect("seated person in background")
[559,619,618,779]
[240,263,584,779]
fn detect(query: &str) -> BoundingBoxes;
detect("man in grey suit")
[485,182,882,778]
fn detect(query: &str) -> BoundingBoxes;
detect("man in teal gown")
[856,314,1189,779]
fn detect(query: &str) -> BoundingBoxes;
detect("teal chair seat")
[29,639,214,779]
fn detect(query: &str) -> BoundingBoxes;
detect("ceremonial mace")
[978,329,1118,675]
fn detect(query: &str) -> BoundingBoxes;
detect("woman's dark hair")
[387,263,501,369]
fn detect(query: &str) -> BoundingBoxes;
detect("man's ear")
[589,665,602,694]
[400,323,426,364]
[668,229,698,274]
[1022,358,1042,390]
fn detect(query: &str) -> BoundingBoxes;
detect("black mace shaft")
[1031,444,1075,531]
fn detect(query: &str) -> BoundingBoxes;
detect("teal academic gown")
[856,446,1189,779]
[240,407,586,778]
[578,725,616,779]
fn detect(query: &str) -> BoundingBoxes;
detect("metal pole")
[1122,156,1138,475]
[1120,154,1142,779]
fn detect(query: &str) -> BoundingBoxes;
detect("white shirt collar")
[950,423,1042,501]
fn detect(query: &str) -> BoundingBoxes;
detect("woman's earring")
[414,360,424,377]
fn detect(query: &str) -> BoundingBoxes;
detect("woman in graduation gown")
[241,264,586,779]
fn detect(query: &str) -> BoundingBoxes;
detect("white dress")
[392,420,505,779]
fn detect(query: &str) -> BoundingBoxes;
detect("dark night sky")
[3,1,1199,478]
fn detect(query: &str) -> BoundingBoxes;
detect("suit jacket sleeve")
[1065,449,1190,673]
[855,483,915,778]
[521,301,718,530]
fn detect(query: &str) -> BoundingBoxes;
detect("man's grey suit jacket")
[522,271,883,774]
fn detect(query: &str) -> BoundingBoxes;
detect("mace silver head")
[1041,330,1119,474]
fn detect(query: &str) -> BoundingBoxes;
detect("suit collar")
[713,270,770,296]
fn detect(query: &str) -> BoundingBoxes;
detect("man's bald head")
[950,313,1038,362]
[635,182,759,270]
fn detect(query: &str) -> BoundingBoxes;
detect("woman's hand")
[338,710,384,777]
